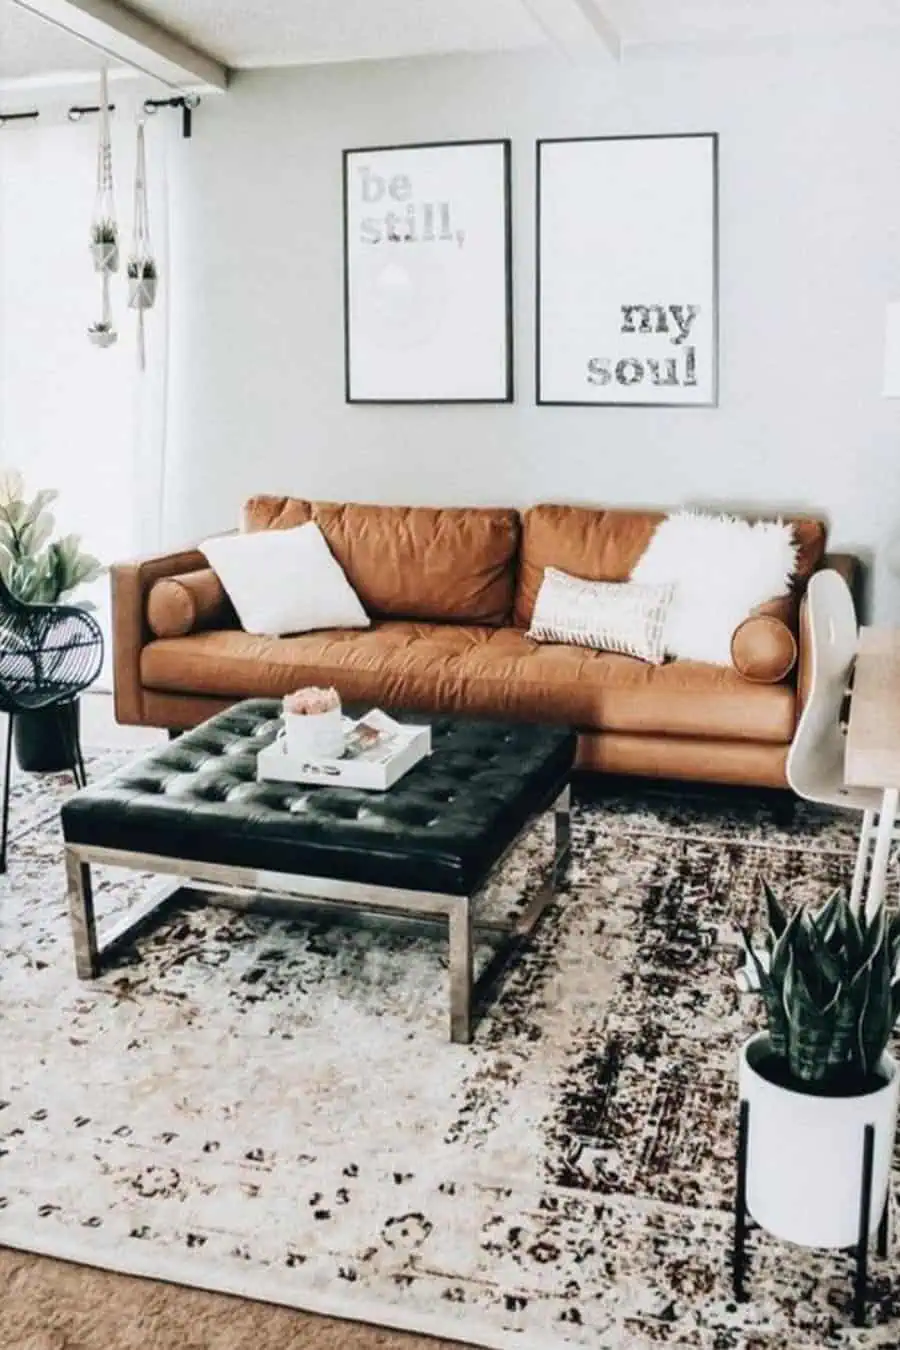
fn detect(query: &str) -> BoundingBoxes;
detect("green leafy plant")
[0,470,103,606]
[90,218,118,245]
[127,257,157,280]
[743,882,900,1095]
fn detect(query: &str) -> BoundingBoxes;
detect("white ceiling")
[0,1,127,81]
[602,0,900,46]
[123,0,548,68]
[3,0,900,88]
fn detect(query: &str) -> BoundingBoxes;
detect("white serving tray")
[257,710,431,792]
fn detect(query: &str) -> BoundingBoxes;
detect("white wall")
[0,91,175,681]
[0,114,138,562]
[162,42,900,615]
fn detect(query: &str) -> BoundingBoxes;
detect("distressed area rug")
[1,760,899,1350]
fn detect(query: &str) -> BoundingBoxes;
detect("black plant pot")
[14,702,79,773]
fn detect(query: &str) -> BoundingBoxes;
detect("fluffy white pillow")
[631,511,797,665]
[528,567,673,665]
[202,522,370,637]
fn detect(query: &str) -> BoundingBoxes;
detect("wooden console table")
[845,627,900,918]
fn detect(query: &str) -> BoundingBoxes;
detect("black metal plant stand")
[0,575,103,872]
[733,1099,891,1328]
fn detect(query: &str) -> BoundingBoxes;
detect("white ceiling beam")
[11,0,228,92]
[519,0,622,62]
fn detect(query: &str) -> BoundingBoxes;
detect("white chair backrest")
[787,569,859,805]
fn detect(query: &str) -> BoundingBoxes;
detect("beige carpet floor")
[0,1249,475,1350]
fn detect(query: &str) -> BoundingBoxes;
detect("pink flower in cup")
[283,687,341,716]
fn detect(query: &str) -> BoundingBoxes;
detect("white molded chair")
[786,569,884,913]
[738,569,895,993]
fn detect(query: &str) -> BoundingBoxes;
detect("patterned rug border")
[1,1222,527,1350]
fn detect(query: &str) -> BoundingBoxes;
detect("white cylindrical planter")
[284,707,344,761]
[739,1032,899,1249]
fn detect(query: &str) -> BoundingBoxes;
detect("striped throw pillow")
[528,567,673,665]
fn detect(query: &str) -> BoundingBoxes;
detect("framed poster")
[537,133,718,407]
[343,139,513,403]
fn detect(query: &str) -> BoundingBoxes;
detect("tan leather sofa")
[111,497,861,789]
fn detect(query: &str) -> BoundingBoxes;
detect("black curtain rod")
[68,103,116,120]
[0,109,40,125]
[2,97,199,139]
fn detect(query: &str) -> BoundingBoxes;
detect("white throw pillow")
[631,510,798,665]
[528,567,674,665]
[201,522,370,637]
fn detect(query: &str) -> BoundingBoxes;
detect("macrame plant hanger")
[88,68,119,348]
[128,115,158,371]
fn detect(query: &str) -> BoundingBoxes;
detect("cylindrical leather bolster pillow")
[146,568,231,638]
[731,614,798,684]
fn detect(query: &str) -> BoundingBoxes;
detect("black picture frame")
[536,132,719,408]
[343,138,513,405]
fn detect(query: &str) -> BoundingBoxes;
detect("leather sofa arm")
[796,552,864,720]
[111,545,208,725]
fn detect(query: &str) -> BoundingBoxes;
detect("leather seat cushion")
[515,503,829,628]
[141,622,796,744]
[61,701,575,896]
[241,496,520,626]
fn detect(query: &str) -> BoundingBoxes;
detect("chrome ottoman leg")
[449,894,473,1045]
[65,846,98,978]
[554,784,572,887]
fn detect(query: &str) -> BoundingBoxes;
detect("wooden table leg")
[849,808,875,916]
[864,789,898,924]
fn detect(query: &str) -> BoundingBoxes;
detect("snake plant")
[742,882,900,1094]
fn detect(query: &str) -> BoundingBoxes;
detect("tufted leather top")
[62,700,575,895]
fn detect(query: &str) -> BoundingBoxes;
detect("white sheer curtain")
[0,93,172,683]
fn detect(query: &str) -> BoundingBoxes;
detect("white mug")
[283,707,344,761]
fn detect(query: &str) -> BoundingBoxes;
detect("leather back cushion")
[515,504,828,628]
[515,506,664,627]
[242,496,520,625]
[788,517,829,584]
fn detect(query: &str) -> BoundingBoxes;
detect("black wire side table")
[0,574,104,871]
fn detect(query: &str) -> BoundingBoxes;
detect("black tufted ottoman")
[61,699,575,1042]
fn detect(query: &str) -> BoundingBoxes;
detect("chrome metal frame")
[64,784,571,1044]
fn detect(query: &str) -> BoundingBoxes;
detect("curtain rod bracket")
[143,95,200,139]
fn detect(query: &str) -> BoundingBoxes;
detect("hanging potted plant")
[90,216,119,274]
[127,256,157,310]
[87,314,118,348]
[0,471,103,771]
[128,117,158,371]
[87,67,119,348]
[89,68,118,275]
[739,883,900,1250]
